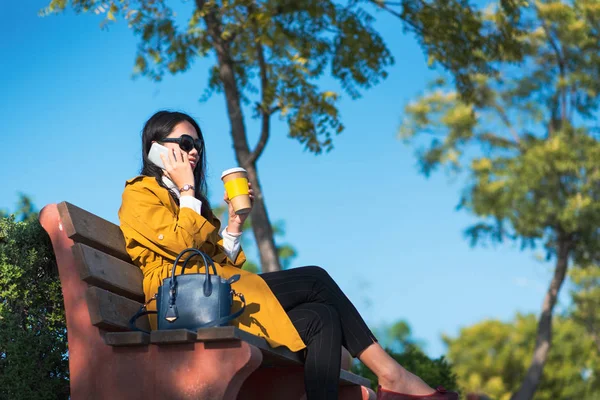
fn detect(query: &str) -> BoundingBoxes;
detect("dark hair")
[140,110,213,220]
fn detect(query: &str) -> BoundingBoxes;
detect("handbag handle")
[192,290,246,329]
[166,248,225,322]
[171,248,217,280]
[128,295,157,333]
[170,248,217,298]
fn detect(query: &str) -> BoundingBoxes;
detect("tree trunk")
[244,164,281,273]
[201,3,282,272]
[511,238,571,400]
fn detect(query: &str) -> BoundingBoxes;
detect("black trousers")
[260,266,377,400]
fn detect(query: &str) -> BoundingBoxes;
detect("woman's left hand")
[224,182,254,234]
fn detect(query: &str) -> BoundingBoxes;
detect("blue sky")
[0,1,571,358]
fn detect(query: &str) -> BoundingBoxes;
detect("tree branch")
[548,94,560,137]
[490,102,521,146]
[246,4,272,166]
[247,102,271,165]
[539,16,568,124]
[366,0,403,19]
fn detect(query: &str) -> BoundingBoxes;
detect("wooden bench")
[39,202,375,400]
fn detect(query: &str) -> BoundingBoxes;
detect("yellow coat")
[118,175,306,352]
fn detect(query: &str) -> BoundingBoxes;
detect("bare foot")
[379,367,434,395]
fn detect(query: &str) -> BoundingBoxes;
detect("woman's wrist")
[227,220,243,234]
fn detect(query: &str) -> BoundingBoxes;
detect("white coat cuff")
[179,196,203,215]
[221,227,242,262]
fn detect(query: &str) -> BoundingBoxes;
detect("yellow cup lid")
[221,167,247,179]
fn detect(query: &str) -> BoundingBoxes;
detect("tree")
[0,197,69,399]
[399,1,600,398]
[369,319,427,354]
[42,0,393,272]
[444,313,600,400]
[570,265,600,353]
[0,193,37,223]
[362,0,528,101]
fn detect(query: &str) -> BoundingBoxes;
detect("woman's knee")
[299,265,332,281]
[341,346,353,370]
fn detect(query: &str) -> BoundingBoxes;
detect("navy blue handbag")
[130,248,245,333]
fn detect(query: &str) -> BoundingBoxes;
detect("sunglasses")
[160,134,203,153]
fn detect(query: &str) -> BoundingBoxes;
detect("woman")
[118,110,458,400]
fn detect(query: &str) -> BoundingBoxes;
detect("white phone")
[148,142,171,169]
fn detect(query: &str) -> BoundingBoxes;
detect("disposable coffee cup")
[221,167,252,215]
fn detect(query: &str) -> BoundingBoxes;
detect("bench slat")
[195,326,303,365]
[196,326,247,343]
[151,329,197,344]
[86,286,149,332]
[339,370,370,387]
[58,202,130,262]
[104,331,150,346]
[206,327,304,366]
[73,243,144,302]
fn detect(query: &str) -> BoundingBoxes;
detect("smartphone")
[148,142,171,169]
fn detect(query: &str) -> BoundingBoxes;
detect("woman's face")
[160,121,201,170]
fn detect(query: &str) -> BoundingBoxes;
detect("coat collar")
[161,176,181,199]
[125,175,179,210]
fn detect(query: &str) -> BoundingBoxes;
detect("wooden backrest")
[57,202,150,332]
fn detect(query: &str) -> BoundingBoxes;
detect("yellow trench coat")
[118,175,306,352]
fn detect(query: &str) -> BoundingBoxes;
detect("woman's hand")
[225,182,254,233]
[160,148,195,194]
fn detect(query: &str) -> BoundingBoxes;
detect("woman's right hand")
[160,149,195,193]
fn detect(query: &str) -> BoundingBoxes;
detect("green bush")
[0,213,69,399]
[352,344,459,394]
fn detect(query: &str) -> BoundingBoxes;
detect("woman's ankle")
[359,343,433,394]
[378,367,434,395]
[377,364,407,389]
